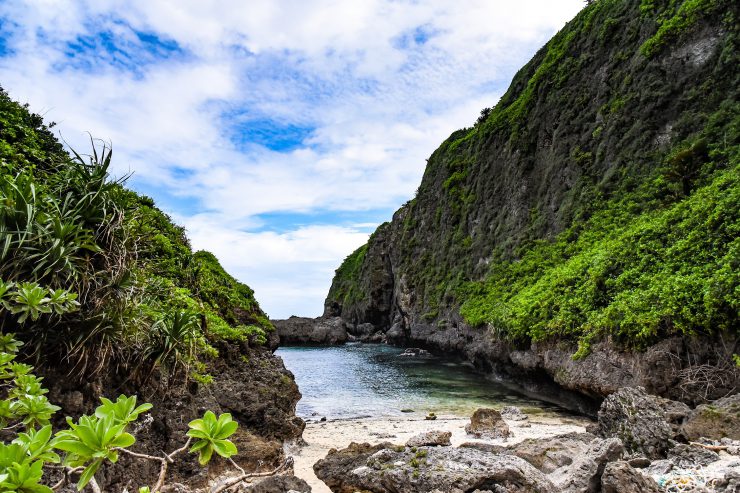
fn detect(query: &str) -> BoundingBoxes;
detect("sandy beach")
[287,411,592,492]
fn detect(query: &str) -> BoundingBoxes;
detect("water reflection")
[276,343,563,419]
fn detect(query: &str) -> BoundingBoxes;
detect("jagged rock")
[242,476,312,493]
[465,408,510,439]
[314,443,557,493]
[405,430,451,447]
[549,437,624,493]
[507,432,595,474]
[600,461,661,493]
[313,442,392,493]
[598,387,689,458]
[667,443,720,468]
[273,316,348,345]
[681,393,740,441]
[712,470,740,492]
[501,406,528,421]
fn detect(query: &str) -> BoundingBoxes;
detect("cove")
[276,343,567,420]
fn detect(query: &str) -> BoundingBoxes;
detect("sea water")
[276,343,564,419]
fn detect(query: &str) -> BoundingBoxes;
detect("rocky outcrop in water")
[273,316,348,345]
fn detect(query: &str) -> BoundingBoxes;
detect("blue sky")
[0,0,584,318]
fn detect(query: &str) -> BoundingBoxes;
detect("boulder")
[501,406,528,421]
[681,393,740,441]
[600,461,661,493]
[243,475,312,493]
[598,386,689,458]
[405,430,451,447]
[314,443,556,493]
[465,408,510,439]
[667,443,720,468]
[507,432,594,474]
[549,437,624,493]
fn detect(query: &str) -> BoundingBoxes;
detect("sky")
[0,0,584,319]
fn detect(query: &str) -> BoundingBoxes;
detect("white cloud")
[0,0,585,317]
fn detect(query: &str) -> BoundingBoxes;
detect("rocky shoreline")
[274,313,739,413]
[312,387,740,493]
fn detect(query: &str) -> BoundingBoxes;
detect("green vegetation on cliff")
[0,86,273,380]
[327,0,739,353]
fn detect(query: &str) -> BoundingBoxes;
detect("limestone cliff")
[325,0,739,405]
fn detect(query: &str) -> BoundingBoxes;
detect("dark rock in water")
[681,393,740,441]
[425,412,437,420]
[314,443,557,493]
[501,406,528,421]
[466,408,510,439]
[601,461,661,493]
[667,443,720,468]
[244,475,312,493]
[406,430,451,447]
[273,316,348,345]
[398,347,431,357]
[507,432,595,474]
[597,387,689,459]
[549,437,624,493]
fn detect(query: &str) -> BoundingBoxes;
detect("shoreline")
[287,411,592,493]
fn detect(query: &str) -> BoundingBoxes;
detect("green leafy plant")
[186,411,238,465]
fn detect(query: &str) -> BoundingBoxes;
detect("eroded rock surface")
[682,393,740,441]
[465,408,510,439]
[314,443,556,493]
[273,316,348,345]
[597,386,689,458]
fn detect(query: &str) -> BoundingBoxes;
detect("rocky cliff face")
[324,0,739,405]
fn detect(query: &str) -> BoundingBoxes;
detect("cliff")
[324,0,739,406]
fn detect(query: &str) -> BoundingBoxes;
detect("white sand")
[286,412,592,493]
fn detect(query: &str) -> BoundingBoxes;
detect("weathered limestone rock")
[465,408,510,439]
[601,461,661,493]
[242,475,312,493]
[549,437,624,493]
[507,432,594,474]
[273,316,348,345]
[314,443,556,493]
[501,406,528,421]
[681,393,740,441]
[405,430,451,447]
[598,387,689,458]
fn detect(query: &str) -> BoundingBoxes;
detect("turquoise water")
[276,343,564,419]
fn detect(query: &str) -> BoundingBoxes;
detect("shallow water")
[276,343,564,419]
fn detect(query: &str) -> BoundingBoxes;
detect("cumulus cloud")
[0,0,584,317]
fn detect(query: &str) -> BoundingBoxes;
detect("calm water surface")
[276,343,564,419]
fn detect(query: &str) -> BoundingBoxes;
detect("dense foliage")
[0,86,273,382]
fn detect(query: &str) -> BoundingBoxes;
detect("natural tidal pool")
[276,343,565,419]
